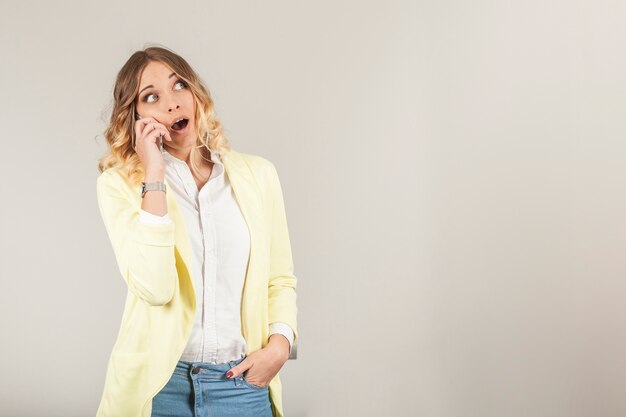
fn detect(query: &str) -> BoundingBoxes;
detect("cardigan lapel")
[221,150,266,343]
[221,149,263,249]
[163,177,196,299]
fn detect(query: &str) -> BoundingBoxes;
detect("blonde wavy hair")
[97,45,231,187]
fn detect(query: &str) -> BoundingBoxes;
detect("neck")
[164,144,212,169]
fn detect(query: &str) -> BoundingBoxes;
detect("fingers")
[225,359,252,379]
[135,117,173,144]
[141,120,172,143]
[140,123,166,142]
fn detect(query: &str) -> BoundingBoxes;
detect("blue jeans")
[151,356,273,417]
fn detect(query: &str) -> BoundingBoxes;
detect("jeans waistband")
[176,356,246,374]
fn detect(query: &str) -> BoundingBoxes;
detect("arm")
[266,162,299,354]
[268,322,294,353]
[96,171,177,306]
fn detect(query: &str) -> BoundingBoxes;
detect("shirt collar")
[162,147,225,188]
[162,147,222,166]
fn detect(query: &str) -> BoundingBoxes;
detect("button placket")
[198,184,219,364]
[177,164,198,203]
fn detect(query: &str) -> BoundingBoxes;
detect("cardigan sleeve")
[96,171,178,306]
[266,161,299,347]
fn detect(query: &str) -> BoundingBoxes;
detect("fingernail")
[226,371,233,378]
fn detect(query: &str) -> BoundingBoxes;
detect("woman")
[95,45,298,417]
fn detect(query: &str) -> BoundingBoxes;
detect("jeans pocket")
[241,374,268,390]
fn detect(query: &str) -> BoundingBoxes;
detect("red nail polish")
[226,371,233,378]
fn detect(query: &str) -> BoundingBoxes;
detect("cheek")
[185,92,196,111]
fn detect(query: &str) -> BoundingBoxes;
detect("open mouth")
[171,118,189,131]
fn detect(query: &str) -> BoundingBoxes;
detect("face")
[135,60,197,149]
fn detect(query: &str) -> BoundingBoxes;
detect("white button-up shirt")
[138,148,293,364]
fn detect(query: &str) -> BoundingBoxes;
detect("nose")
[168,104,180,112]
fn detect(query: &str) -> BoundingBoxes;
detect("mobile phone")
[135,112,164,152]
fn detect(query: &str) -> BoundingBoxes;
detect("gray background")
[1,1,625,416]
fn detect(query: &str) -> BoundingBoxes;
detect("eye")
[142,79,187,103]
[143,93,156,103]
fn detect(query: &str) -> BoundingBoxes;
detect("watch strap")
[141,181,166,198]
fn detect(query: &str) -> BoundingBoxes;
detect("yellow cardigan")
[94,149,298,417]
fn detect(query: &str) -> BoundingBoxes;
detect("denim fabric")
[151,356,273,417]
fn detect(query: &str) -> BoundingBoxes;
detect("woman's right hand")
[133,117,173,175]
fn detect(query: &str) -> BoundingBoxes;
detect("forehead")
[139,61,176,87]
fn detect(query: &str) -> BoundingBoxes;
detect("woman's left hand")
[225,334,290,387]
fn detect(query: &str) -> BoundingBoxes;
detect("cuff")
[269,322,294,353]
[140,209,173,225]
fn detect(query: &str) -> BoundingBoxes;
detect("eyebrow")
[139,72,177,95]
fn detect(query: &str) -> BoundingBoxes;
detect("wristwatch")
[141,181,167,198]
